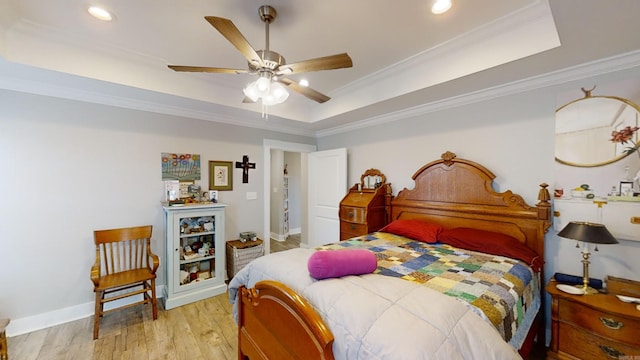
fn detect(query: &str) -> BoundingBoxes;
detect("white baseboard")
[6,285,165,337]
[270,228,301,242]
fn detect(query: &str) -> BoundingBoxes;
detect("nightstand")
[547,278,640,359]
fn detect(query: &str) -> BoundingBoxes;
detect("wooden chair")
[0,318,8,360]
[91,225,159,339]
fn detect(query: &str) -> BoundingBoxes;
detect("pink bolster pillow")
[308,249,378,280]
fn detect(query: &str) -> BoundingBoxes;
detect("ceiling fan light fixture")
[255,76,271,92]
[243,78,289,106]
[270,82,289,102]
[260,82,289,106]
[431,0,452,14]
[243,81,261,102]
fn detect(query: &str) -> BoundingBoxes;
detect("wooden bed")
[237,151,552,359]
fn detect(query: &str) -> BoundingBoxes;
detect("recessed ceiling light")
[88,6,114,21]
[299,79,309,87]
[431,0,452,15]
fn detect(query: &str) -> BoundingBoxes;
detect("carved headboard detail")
[391,151,551,260]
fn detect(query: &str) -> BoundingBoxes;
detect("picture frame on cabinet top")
[179,181,194,199]
[620,181,634,196]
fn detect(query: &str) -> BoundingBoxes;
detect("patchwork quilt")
[318,232,540,347]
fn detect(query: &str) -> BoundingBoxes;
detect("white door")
[308,148,347,247]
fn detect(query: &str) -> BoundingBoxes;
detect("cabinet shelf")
[180,254,216,265]
[283,174,289,238]
[180,231,215,238]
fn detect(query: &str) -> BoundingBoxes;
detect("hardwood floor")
[7,235,301,360]
[8,295,237,360]
[270,233,300,253]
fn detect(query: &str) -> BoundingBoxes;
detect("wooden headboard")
[391,151,551,262]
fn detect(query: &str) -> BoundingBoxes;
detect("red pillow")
[379,219,443,243]
[438,227,543,272]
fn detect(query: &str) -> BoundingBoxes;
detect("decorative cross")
[235,155,256,183]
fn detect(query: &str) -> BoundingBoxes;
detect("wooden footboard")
[238,280,334,360]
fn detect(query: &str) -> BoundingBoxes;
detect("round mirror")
[556,88,640,167]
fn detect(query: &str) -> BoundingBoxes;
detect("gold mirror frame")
[360,168,386,189]
[555,88,640,167]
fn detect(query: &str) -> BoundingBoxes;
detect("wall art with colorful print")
[161,153,201,181]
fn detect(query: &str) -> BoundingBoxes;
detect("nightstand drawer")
[559,298,640,345]
[340,206,366,223]
[340,221,368,236]
[559,323,639,359]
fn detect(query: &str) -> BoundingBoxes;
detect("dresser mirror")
[360,168,386,189]
[556,88,640,167]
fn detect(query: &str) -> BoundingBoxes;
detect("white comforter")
[228,248,522,360]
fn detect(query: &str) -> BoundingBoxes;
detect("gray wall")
[0,90,314,334]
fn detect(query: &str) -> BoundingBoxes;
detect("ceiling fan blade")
[277,53,353,75]
[205,16,264,68]
[168,65,249,74]
[242,96,256,103]
[279,78,330,103]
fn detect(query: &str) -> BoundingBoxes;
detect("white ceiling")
[1,0,640,136]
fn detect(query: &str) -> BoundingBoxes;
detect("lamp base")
[575,284,599,295]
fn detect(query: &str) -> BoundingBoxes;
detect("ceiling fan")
[168,5,353,105]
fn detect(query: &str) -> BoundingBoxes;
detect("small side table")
[547,278,640,359]
[226,238,264,280]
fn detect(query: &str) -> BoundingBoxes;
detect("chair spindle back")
[94,225,153,276]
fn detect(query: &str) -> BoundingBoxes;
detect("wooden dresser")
[547,278,640,359]
[339,169,392,240]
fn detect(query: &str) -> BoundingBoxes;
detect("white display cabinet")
[163,204,227,309]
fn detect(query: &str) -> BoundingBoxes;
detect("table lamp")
[557,221,618,294]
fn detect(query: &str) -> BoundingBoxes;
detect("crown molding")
[3,49,640,139]
[315,50,640,138]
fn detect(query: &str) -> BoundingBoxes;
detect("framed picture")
[161,152,201,181]
[620,181,634,196]
[209,161,233,191]
[179,180,194,199]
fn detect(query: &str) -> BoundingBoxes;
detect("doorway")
[269,149,302,249]
[263,140,316,254]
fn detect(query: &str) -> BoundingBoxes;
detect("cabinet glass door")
[176,214,217,291]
